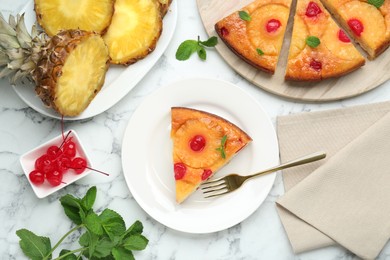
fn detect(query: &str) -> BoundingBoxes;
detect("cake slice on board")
[285,0,365,81]
[320,0,390,59]
[214,0,293,74]
[171,107,252,203]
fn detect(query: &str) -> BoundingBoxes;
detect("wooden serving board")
[197,0,390,102]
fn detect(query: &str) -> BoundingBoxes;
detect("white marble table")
[1,0,390,259]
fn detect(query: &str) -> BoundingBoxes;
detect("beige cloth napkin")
[275,101,390,259]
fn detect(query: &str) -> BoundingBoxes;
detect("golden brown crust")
[171,107,252,203]
[215,23,275,74]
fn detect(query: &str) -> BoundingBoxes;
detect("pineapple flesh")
[34,30,110,116]
[103,0,163,65]
[34,0,115,37]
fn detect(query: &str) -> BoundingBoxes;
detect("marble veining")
[1,0,390,259]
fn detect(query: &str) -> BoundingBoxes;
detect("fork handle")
[246,151,326,180]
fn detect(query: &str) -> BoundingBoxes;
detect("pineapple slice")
[173,119,224,168]
[103,0,163,65]
[34,0,115,37]
[34,30,110,116]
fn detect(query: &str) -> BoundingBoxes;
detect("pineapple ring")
[173,119,225,169]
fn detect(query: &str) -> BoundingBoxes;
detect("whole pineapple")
[0,14,110,116]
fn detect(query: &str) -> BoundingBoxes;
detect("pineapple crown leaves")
[0,13,48,85]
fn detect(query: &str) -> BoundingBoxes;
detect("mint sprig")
[239,11,251,21]
[306,36,321,48]
[368,0,384,8]
[216,135,228,159]
[16,186,148,260]
[176,36,218,61]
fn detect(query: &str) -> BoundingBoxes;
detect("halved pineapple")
[103,0,163,65]
[173,119,224,168]
[34,30,110,116]
[34,0,115,37]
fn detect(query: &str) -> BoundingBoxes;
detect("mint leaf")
[122,220,143,240]
[239,11,251,21]
[16,229,51,260]
[60,194,83,225]
[306,36,321,48]
[256,48,264,56]
[122,234,149,251]
[81,186,96,211]
[175,40,198,60]
[59,249,77,260]
[368,0,384,8]
[216,135,227,159]
[176,36,218,61]
[99,209,126,242]
[93,237,116,258]
[79,231,98,258]
[85,212,103,235]
[197,46,206,60]
[112,247,135,260]
[200,36,218,47]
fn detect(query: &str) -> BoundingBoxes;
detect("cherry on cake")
[215,0,293,74]
[285,0,365,80]
[171,107,252,203]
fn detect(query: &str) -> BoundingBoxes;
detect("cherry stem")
[61,181,67,185]
[61,115,65,140]
[58,130,72,150]
[86,166,110,176]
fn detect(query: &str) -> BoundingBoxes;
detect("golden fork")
[200,151,326,198]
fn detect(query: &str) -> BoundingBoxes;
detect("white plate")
[121,78,279,233]
[13,0,177,120]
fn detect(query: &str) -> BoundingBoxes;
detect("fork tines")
[200,179,229,198]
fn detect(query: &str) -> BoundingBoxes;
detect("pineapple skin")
[33,30,110,116]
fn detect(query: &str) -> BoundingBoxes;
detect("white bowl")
[20,129,92,198]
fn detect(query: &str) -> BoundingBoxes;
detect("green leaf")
[99,209,126,242]
[175,40,198,60]
[85,212,103,235]
[306,36,321,48]
[368,0,384,8]
[238,11,251,21]
[16,229,51,260]
[81,186,96,211]
[60,194,83,225]
[59,249,77,260]
[79,231,98,258]
[256,48,264,56]
[122,221,143,240]
[216,135,228,159]
[93,237,116,258]
[122,234,149,251]
[200,36,218,47]
[112,247,135,260]
[197,46,207,60]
